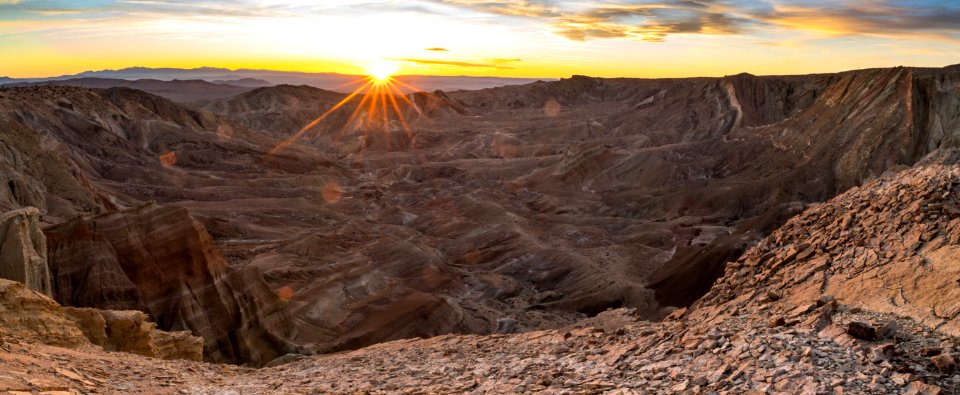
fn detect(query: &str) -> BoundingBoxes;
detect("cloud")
[425,47,450,51]
[7,0,303,20]
[429,0,960,43]
[391,58,515,69]
[490,58,521,63]
[432,0,558,18]
[754,2,960,40]
[430,0,752,42]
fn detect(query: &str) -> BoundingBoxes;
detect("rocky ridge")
[1,78,256,103]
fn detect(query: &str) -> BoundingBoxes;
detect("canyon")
[0,64,959,393]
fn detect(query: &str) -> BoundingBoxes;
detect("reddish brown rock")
[0,207,52,296]
[694,157,960,339]
[768,316,786,328]
[45,203,294,365]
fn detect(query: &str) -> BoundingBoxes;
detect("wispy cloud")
[755,1,960,41]
[391,58,515,69]
[428,1,960,43]
[431,0,557,18]
[430,0,752,41]
[425,47,449,51]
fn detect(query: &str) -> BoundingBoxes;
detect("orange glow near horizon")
[2,1,960,80]
[269,71,419,155]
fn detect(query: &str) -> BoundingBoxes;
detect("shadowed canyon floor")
[0,65,960,392]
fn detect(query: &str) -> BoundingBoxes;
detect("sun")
[367,61,398,82]
[270,60,423,155]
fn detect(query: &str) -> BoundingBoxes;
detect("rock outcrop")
[0,278,88,348]
[696,150,960,336]
[64,307,203,361]
[0,207,52,296]
[45,202,294,365]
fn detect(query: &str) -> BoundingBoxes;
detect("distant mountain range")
[2,78,256,102]
[0,67,552,95]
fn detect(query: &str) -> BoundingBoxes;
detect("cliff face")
[45,203,294,365]
[0,208,52,296]
[0,208,203,364]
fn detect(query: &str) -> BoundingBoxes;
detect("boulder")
[846,321,877,341]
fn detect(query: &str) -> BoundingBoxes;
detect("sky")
[1,0,959,79]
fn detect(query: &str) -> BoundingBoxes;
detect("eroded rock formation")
[0,207,52,296]
[45,202,294,365]
[0,278,88,348]
[0,276,202,366]
[64,307,203,361]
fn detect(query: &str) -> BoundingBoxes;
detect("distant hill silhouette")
[2,66,551,93]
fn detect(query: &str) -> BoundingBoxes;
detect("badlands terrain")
[0,64,959,393]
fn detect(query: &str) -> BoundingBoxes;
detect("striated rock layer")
[0,207,52,296]
[45,202,295,365]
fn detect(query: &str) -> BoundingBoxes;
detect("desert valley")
[0,64,957,393]
[3,0,960,393]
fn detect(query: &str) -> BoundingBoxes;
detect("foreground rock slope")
[698,151,960,334]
